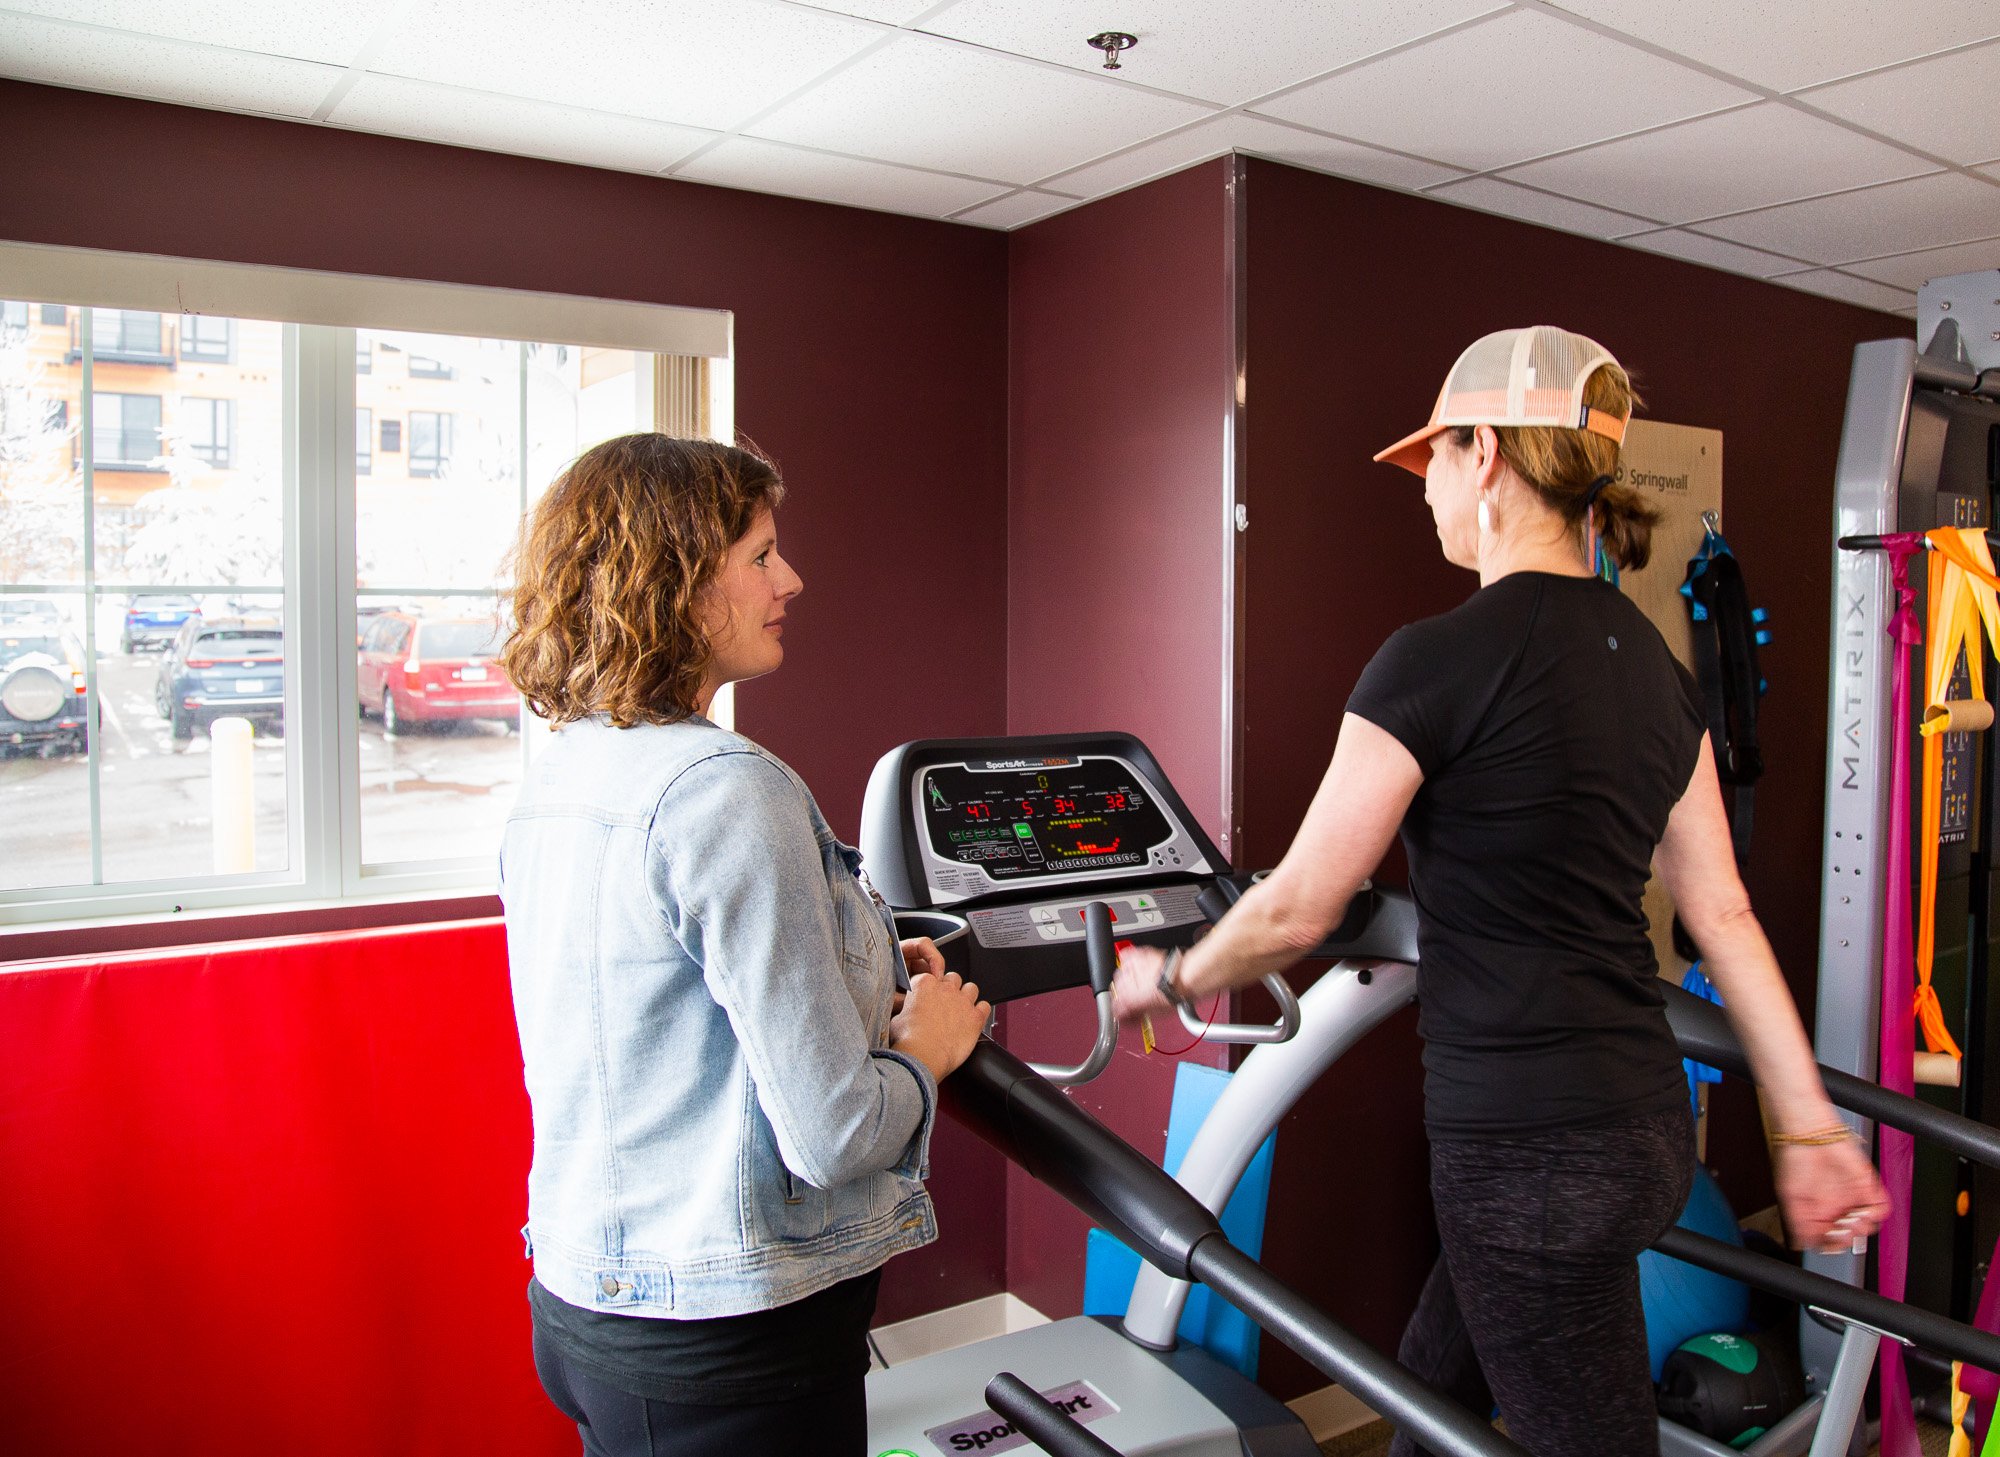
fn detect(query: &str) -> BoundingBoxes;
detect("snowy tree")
[0,318,81,583]
[123,471,282,587]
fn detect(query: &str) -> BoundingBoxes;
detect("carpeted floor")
[1315,1417,1956,1456]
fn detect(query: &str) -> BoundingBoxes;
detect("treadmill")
[857,732,2000,1457]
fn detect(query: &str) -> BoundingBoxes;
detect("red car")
[357,613,516,734]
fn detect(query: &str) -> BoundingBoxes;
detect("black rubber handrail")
[1660,981,2000,1170]
[985,1373,1122,1457]
[1652,1227,2000,1373]
[943,1039,1526,1457]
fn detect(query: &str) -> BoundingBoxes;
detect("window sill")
[0,888,502,966]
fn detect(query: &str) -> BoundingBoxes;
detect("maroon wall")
[0,79,1008,1326]
[1002,161,1235,1316]
[1238,156,1907,1397]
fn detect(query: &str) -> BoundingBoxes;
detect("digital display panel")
[920,757,1173,883]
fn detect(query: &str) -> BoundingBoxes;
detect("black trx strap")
[1680,521,1768,866]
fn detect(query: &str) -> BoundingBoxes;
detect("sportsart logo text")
[921,1380,1117,1455]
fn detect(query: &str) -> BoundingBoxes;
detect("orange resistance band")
[1914,528,1997,1064]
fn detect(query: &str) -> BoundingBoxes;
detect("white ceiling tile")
[675,136,1010,218]
[1775,269,1918,312]
[0,12,340,116]
[373,0,883,131]
[329,76,717,175]
[1838,236,2000,291]
[1801,41,2000,166]
[790,0,934,21]
[1699,171,2000,265]
[1423,176,1653,239]
[6,0,394,65]
[1619,228,1803,277]
[746,31,1212,185]
[922,0,1506,107]
[1253,10,1751,171]
[1047,113,1462,199]
[1501,102,1932,225]
[951,190,1080,228]
[1551,0,2000,92]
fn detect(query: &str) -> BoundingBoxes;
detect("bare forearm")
[1691,906,1841,1135]
[1177,874,1348,1000]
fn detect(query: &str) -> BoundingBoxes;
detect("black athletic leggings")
[1388,1104,1695,1457]
[532,1323,867,1457]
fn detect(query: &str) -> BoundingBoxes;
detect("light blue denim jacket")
[499,715,937,1319]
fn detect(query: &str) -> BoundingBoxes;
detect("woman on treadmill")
[498,435,989,1457]
[1112,327,1887,1457]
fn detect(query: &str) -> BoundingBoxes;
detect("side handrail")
[1652,1226,2000,1374]
[984,1373,1122,1457]
[1660,981,2000,1170]
[1028,902,1119,1087]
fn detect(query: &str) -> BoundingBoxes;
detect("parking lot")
[0,650,523,891]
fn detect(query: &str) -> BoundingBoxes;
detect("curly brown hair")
[502,434,784,726]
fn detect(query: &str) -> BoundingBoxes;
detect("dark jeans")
[533,1323,868,1457]
[1388,1104,1696,1457]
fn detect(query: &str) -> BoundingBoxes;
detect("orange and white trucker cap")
[1374,325,1630,477]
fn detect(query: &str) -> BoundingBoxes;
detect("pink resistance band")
[1879,535,1923,1457]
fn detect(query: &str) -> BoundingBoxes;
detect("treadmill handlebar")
[1653,1226,2000,1375]
[1659,982,2000,1170]
[942,1040,1530,1457]
[983,1373,1122,1457]
[1024,902,1120,1087]
[1085,902,1116,995]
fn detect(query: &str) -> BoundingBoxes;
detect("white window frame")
[0,241,733,927]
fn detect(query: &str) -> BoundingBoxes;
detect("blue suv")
[123,594,201,653]
[155,617,284,739]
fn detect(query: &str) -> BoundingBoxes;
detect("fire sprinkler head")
[1087,32,1137,70]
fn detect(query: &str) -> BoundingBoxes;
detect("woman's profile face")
[701,507,804,697]
[1424,432,1481,571]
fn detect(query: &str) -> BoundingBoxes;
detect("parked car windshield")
[1,635,68,668]
[192,631,283,658]
[0,600,63,623]
[416,621,506,658]
[132,596,199,611]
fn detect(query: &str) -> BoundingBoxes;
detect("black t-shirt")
[528,1268,881,1405]
[1345,572,1704,1140]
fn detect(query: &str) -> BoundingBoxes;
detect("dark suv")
[123,594,201,653]
[155,618,284,738]
[0,628,91,756]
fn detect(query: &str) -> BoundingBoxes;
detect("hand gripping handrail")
[943,1037,1527,1457]
[1027,901,1119,1087]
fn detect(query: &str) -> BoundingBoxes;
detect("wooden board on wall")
[1617,418,1724,983]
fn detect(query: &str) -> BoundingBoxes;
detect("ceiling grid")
[2,0,1996,314]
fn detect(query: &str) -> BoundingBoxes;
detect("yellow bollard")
[210,717,256,874]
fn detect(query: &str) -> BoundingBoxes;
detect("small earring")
[1477,499,1492,534]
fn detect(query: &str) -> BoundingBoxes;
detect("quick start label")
[921,1380,1117,1454]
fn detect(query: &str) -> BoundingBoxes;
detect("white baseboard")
[869,1292,1051,1370]
[1286,1383,1380,1441]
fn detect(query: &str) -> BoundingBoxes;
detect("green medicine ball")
[1656,1330,1804,1448]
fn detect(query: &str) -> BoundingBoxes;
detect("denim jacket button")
[599,1276,621,1297]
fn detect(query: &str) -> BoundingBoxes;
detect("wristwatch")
[1155,947,1194,1012]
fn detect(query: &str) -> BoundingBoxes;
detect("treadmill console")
[862,733,1224,910]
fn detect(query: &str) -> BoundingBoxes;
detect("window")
[408,411,452,478]
[355,331,373,374]
[90,308,169,362]
[1,301,26,332]
[93,393,164,467]
[0,253,728,925]
[407,353,454,380]
[184,397,234,468]
[40,304,65,326]
[380,418,402,453]
[181,315,233,363]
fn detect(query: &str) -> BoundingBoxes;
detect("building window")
[0,301,25,333]
[408,411,452,477]
[91,309,169,363]
[40,304,66,326]
[181,315,233,363]
[380,418,402,453]
[356,408,373,476]
[93,392,164,467]
[355,332,373,375]
[407,353,454,380]
[184,397,234,468]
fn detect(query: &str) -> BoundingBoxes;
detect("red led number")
[968,804,990,819]
[1106,794,1127,810]
[1054,798,1075,814]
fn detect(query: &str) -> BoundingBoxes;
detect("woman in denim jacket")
[499,435,989,1457]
